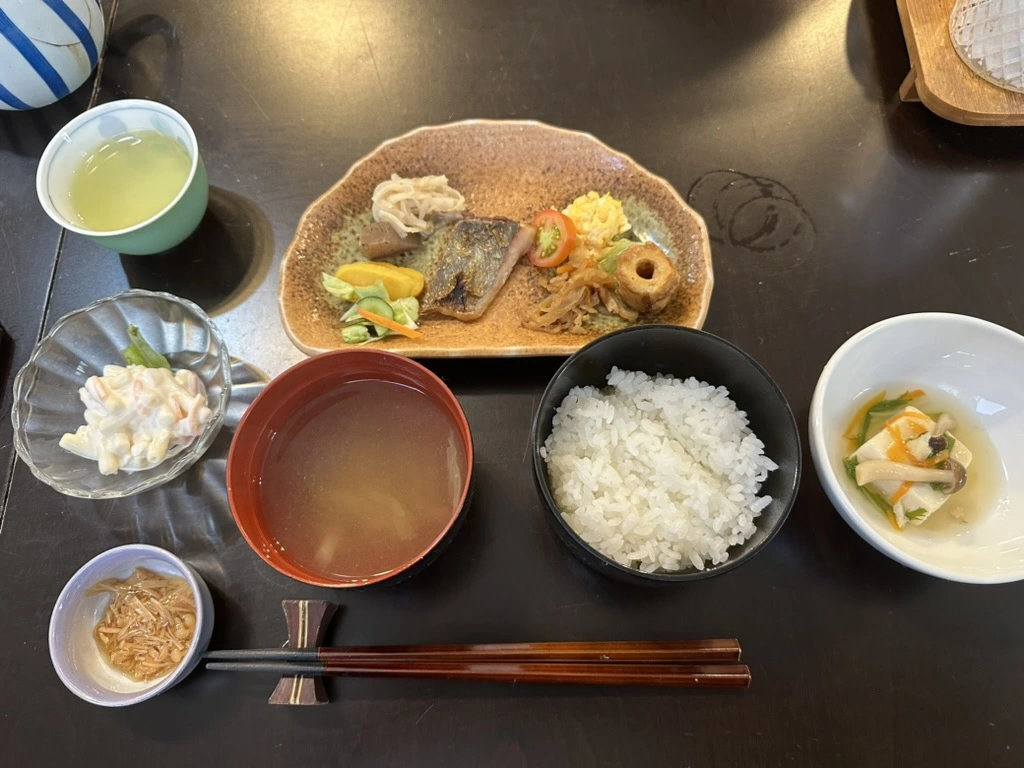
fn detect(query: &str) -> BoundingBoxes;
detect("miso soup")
[259,380,468,580]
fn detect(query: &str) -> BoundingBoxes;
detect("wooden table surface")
[2,1,1024,766]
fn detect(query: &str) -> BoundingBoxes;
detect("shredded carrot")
[844,392,885,441]
[846,390,926,446]
[357,309,423,339]
[884,411,929,433]
[556,263,575,274]
[889,482,913,505]
[885,425,927,466]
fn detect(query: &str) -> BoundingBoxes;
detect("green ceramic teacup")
[36,99,208,255]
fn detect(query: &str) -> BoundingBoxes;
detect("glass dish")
[11,290,231,499]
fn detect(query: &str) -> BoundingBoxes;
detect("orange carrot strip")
[884,411,929,432]
[357,309,423,339]
[885,425,927,467]
[889,482,913,505]
[844,392,886,441]
[556,263,575,274]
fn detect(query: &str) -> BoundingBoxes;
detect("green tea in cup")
[68,130,193,232]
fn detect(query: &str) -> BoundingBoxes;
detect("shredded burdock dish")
[525,264,636,333]
[89,567,197,681]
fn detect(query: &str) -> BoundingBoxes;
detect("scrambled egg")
[562,192,630,260]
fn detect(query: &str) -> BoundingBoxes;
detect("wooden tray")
[278,120,713,358]
[897,0,1024,125]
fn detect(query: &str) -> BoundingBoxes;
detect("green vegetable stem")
[122,326,172,369]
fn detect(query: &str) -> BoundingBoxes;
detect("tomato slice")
[527,209,578,268]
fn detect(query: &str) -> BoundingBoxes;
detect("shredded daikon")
[371,174,465,236]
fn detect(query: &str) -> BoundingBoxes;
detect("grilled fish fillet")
[419,217,536,321]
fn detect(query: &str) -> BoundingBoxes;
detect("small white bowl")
[810,313,1024,584]
[49,545,214,706]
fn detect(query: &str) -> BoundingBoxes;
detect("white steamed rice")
[540,367,777,572]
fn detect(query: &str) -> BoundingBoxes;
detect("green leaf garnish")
[856,391,916,446]
[843,456,859,482]
[860,485,893,516]
[843,455,893,517]
[905,508,929,521]
[598,239,634,274]
[122,326,171,369]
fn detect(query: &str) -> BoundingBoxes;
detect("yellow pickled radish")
[334,262,424,299]
[395,266,425,296]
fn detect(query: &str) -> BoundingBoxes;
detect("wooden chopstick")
[204,639,742,665]
[205,660,751,688]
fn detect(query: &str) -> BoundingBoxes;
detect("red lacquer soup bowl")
[227,350,474,587]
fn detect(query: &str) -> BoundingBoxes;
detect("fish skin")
[419,217,536,321]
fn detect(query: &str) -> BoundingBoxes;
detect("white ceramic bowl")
[49,545,214,706]
[810,313,1024,584]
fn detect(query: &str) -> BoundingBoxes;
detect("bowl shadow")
[119,186,274,316]
[101,13,183,105]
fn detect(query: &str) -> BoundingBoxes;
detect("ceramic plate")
[279,120,713,358]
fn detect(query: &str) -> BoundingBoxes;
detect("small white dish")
[49,544,214,706]
[809,313,1024,584]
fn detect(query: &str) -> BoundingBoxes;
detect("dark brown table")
[2,1,1023,765]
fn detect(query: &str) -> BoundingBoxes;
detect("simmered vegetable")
[359,222,422,259]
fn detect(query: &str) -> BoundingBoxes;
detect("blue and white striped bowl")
[0,0,104,111]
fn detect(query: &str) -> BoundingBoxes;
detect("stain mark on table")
[687,170,816,270]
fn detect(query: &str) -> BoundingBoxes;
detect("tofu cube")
[850,407,972,528]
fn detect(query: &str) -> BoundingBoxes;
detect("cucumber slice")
[356,296,394,320]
